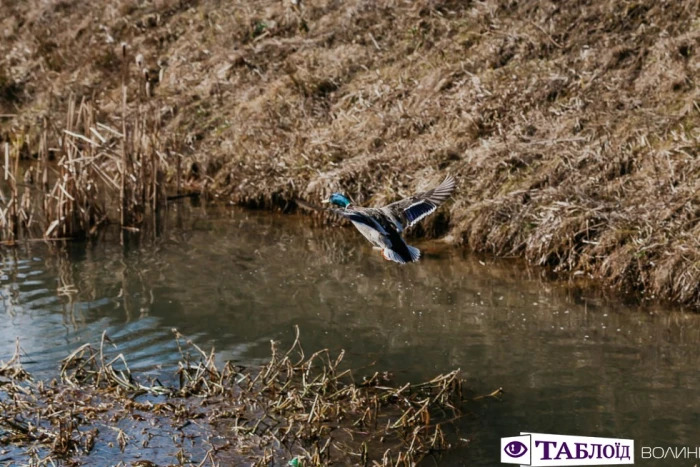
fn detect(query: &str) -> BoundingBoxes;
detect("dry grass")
[0,328,497,466]
[0,96,172,243]
[1,0,699,306]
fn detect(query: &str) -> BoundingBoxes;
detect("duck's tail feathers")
[381,246,421,264]
[407,245,421,262]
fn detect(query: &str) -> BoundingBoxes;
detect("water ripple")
[0,208,698,466]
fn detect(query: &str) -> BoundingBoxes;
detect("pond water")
[1,203,699,465]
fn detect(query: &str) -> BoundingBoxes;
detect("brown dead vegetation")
[0,96,171,243]
[0,328,495,466]
[0,0,699,307]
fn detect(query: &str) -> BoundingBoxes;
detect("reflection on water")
[1,204,699,466]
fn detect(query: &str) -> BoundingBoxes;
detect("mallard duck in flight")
[322,175,456,264]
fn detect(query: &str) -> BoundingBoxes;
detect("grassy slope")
[1,0,699,307]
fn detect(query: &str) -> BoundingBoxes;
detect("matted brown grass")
[1,0,699,307]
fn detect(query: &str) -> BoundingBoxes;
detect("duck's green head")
[324,192,351,208]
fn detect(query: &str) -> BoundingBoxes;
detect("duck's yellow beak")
[321,199,330,204]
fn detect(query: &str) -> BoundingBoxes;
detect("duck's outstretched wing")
[383,174,456,229]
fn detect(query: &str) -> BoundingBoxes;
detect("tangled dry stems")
[0,88,175,243]
[0,327,497,466]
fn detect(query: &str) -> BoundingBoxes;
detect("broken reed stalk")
[1,329,502,466]
[175,147,181,196]
[12,142,19,238]
[0,142,20,242]
[121,43,129,244]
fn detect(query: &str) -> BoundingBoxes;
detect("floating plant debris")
[0,327,502,466]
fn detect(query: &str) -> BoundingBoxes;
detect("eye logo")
[504,441,528,458]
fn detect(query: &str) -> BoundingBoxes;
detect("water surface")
[1,204,698,465]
